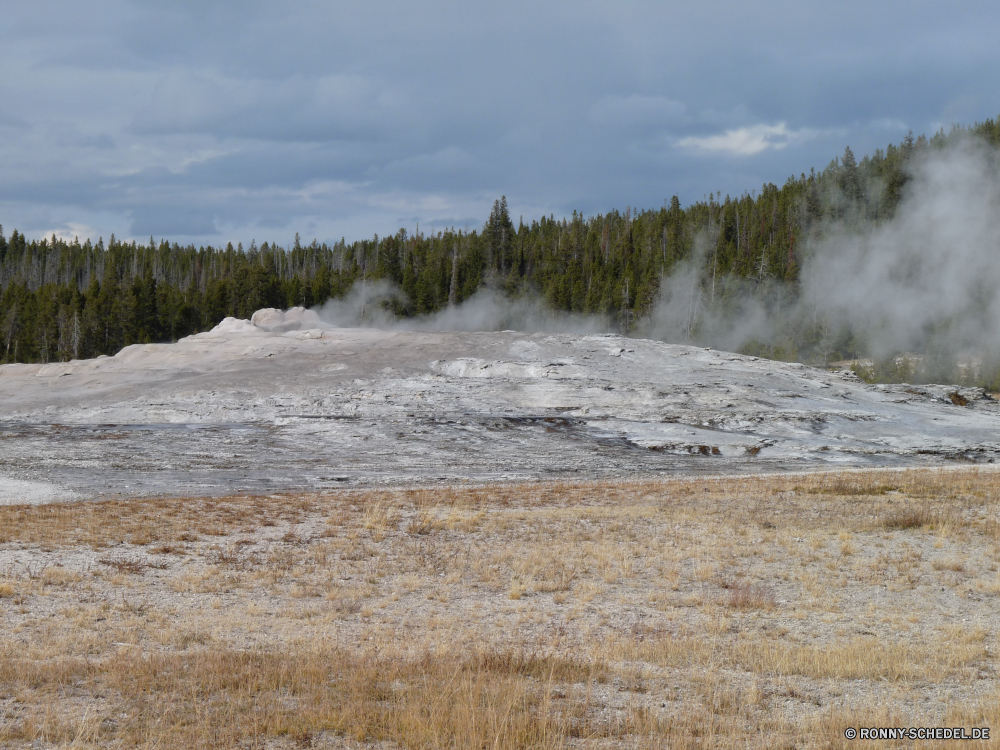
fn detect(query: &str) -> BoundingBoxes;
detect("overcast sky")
[2,0,999,247]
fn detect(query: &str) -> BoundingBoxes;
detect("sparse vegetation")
[2,468,1000,747]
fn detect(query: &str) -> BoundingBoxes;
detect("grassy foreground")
[2,468,1000,748]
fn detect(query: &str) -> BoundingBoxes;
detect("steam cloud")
[315,280,610,334]
[803,137,1000,356]
[636,231,795,353]
[643,135,1000,363]
[308,135,1000,368]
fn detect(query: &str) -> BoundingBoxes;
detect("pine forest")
[4,119,1000,387]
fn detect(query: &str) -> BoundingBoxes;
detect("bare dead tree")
[2,304,18,362]
[448,241,459,307]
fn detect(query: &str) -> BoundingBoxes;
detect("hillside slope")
[1,309,998,501]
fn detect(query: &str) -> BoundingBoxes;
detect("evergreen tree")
[1,120,999,387]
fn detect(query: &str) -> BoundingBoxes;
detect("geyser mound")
[0,308,998,502]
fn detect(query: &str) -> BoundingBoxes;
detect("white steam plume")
[643,134,1000,362]
[305,135,1000,363]
[803,136,1000,357]
[315,281,610,334]
[638,227,792,352]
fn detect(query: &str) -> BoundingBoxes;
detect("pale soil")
[2,468,1000,748]
[5,317,1000,501]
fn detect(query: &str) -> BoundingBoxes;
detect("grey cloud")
[374,148,480,191]
[129,71,412,143]
[77,133,116,150]
[588,95,688,135]
[0,112,30,130]
[129,206,219,238]
[2,1,1000,247]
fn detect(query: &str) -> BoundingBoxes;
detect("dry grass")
[0,647,618,749]
[2,467,1000,748]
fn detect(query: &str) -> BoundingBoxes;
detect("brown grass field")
[2,467,1000,748]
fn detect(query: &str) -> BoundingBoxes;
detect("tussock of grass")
[877,507,934,529]
[724,582,777,611]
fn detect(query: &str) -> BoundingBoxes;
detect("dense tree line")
[3,118,1000,382]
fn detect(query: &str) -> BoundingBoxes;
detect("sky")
[2,0,999,248]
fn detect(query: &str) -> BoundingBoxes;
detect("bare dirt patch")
[2,468,1000,747]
